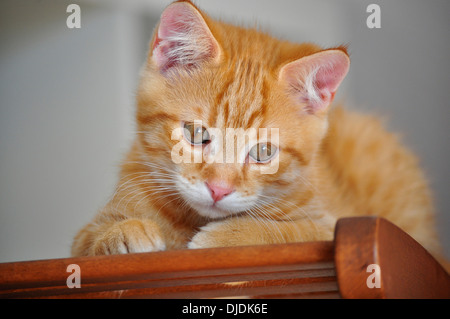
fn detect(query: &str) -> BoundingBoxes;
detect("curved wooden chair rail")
[0,217,448,299]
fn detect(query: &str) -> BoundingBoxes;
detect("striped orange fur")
[72,1,441,260]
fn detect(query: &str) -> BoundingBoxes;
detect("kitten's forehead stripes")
[212,59,267,130]
[209,73,234,127]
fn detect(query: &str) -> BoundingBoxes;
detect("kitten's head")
[136,1,349,219]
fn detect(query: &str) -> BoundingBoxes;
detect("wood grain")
[334,217,450,298]
[0,217,448,298]
[0,241,336,299]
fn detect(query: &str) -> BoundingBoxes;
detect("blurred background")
[0,0,449,262]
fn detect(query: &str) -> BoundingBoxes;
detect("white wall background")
[0,0,448,262]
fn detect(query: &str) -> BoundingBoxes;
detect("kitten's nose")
[206,181,234,202]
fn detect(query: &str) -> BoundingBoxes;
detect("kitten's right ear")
[151,1,221,74]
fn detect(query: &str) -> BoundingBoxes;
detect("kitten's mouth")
[186,195,255,220]
[192,201,235,219]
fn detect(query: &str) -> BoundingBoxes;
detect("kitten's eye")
[183,122,210,145]
[248,143,277,163]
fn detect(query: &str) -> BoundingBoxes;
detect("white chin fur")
[175,175,257,219]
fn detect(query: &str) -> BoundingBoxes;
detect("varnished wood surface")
[0,240,336,299]
[0,217,448,299]
[334,217,450,298]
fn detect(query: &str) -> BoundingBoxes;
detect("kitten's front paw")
[188,220,257,249]
[188,222,224,249]
[91,219,165,255]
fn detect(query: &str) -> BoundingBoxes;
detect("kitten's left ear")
[279,49,350,114]
[151,1,221,74]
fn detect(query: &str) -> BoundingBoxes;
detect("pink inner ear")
[314,54,349,95]
[280,50,350,114]
[151,2,219,73]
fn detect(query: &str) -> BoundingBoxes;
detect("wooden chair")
[0,217,448,299]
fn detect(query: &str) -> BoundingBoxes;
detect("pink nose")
[206,181,234,202]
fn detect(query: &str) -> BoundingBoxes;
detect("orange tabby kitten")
[72,0,441,258]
